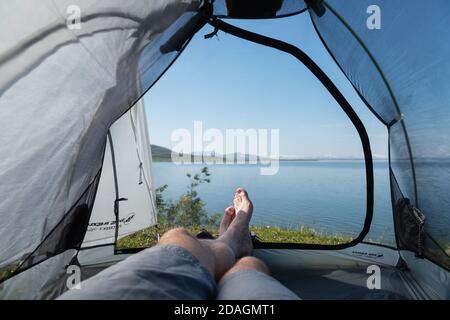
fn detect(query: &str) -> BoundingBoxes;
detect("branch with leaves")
[156,167,220,229]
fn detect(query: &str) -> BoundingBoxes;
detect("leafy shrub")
[156,166,220,229]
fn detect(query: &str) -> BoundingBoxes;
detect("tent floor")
[79,244,422,300]
[255,248,419,300]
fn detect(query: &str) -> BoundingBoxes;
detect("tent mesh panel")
[311,0,450,269]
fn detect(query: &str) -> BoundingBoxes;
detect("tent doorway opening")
[116,14,392,253]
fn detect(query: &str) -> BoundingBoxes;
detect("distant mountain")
[150,144,381,162]
[151,144,174,160]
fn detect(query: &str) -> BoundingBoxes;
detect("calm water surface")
[152,160,395,244]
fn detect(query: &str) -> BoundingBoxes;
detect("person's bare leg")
[219,256,270,285]
[216,255,299,300]
[217,188,253,258]
[158,189,253,282]
[158,226,236,282]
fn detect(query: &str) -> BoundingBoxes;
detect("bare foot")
[233,188,253,223]
[218,188,253,258]
[219,206,236,236]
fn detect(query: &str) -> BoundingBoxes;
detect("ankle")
[209,240,236,281]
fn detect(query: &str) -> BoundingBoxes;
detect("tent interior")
[0,0,449,300]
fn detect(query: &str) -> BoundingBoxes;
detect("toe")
[233,195,241,208]
[236,188,248,197]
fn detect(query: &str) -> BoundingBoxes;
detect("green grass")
[0,263,20,282]
[250,225,353,245]
[117,224,353,249]
[117,224,205,248]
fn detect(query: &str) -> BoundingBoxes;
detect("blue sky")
[144,13,388,159]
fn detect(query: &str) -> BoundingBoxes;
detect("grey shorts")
[58,245,298,300]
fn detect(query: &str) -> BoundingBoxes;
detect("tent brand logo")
[66,265,81,290]
[366,265,381,290]
[87,212,136,232]
[351,250,384,258]
[366,5,381,30]
[171,121,280,175]
[66,5,81,30]
[123,212,136,225]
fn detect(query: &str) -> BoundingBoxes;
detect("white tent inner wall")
[82,100,157,248]
[0,0,200,270]
[0,98,157,299]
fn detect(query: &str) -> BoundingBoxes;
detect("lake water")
[152,160,396,245]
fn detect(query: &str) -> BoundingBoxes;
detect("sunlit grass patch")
[117,224,353,249]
